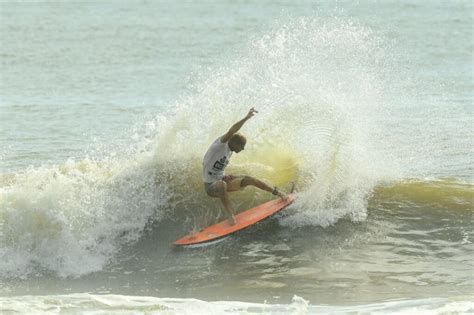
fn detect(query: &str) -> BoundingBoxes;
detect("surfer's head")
[228,133,247,153]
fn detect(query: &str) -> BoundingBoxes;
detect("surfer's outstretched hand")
[246,107,258,119]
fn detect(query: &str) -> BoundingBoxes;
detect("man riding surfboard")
[202,108,288,225]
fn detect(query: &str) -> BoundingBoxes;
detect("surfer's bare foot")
[228,215,236,226]
[278,191,289,200]
[272,187,288,200]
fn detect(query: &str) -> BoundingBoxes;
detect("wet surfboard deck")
[173,195,295,246]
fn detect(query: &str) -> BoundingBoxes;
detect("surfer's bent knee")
[241,176,255,187]
[204,180,226,197]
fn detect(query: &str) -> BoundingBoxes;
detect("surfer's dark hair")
[229,133,246,146]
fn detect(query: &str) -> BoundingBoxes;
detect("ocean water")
[0,1,473,314]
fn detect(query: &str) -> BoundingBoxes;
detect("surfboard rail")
[173,195,295,246]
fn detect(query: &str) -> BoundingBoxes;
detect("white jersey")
[202,137,233,183]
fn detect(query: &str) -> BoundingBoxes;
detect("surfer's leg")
[225,176,245,192]
[214,180,236,225]
[241,176,288,199]
[241,176,272,192]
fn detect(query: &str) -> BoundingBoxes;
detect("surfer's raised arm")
[221,108,258,143]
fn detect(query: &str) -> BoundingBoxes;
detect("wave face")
[372,179,473,212]
[1,17,469,281]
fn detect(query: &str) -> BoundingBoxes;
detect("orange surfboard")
[173,195,295,246]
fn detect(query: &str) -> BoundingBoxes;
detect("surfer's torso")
[202,137,233,183]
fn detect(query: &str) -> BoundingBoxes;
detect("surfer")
[202,107,288,225]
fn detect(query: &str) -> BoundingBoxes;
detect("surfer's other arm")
[221,108,258,143]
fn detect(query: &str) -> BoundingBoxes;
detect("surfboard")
[173,195,295,246]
